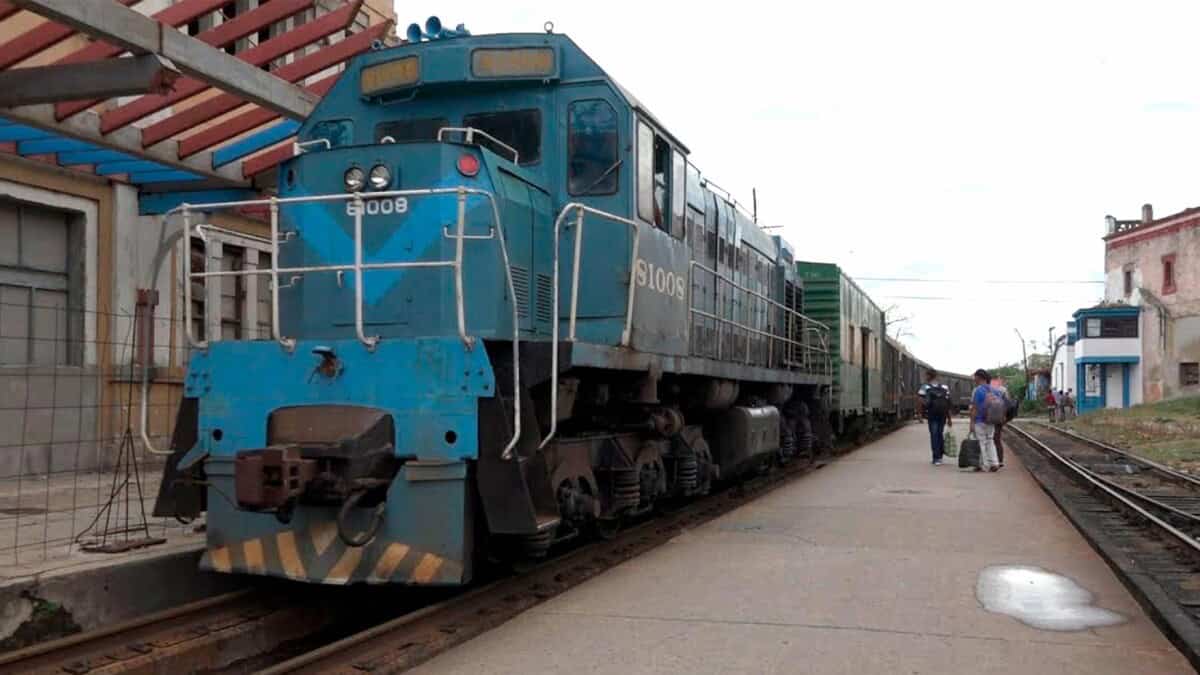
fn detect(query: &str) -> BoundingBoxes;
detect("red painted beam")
[0,0,139,71]
[0,2,21,22]
[178,74,337,158]
[242,142,293,178]
[100,0,343,134]
[142,21,390,147]
[53,0,237,120]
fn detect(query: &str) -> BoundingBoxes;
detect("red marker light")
[457,153,480,177]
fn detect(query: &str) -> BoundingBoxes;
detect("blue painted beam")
[95,160,164,176]
[0,126,55,142]
[58,149,134,165]
[139,189,261,215]
[212,120,300,168]
[17,138,96,155]
[129,170,203,184]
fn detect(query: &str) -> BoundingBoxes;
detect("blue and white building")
[1071,306,1142,413]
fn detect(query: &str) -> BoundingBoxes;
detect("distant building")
[1071,305,1142,413]
[1051,320,1076,396]
[1103,204,1200,403]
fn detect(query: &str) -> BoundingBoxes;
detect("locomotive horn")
[405,22,424,43]
[424,15,442,37]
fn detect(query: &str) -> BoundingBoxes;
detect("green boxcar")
[795,261,884,431]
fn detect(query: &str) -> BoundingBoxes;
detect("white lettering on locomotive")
[635,258,686,301]
[346,197,408,217]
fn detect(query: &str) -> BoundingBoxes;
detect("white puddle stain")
[976,564,1125,631]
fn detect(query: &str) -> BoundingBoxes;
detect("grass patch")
[1062,396,1200,473]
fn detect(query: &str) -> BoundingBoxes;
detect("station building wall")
[0,1,397,477]
[1104,205,1200,404]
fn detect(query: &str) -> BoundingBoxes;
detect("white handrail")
[436,126,520,164]
[687,260,832,377]
[541,202,640,450]
[142,186,524,461]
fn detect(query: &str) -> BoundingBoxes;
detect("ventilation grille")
[511,266,530,319]
[536,274,553,324]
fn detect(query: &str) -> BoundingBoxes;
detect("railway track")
[6,426,892,675]
[1016,422,1200,530]
[1007,422,1200,671]
[0,588,325,675]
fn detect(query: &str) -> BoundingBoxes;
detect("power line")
[858,277,1104,284]
[879,295,1086,304]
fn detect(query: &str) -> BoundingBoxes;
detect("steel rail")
[1007,423,1200,554]
[0,589,258,673]
[1028,420,1200,488]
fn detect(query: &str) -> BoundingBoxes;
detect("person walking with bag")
[919,369,952,465]
[968,369,1002,472]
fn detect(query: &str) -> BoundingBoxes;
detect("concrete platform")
[414,422,1192,674]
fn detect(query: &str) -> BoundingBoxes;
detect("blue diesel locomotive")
[153,20,913,586]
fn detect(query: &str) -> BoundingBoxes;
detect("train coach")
[150,18,956,587]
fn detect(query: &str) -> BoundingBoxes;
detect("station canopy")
[0,0,392,201]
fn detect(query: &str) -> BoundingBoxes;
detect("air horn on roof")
[406,16,470,42]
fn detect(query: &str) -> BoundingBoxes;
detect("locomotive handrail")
[541,202,641,449]
[437,126,520,164]
[140,187,525,461]
[687,261,831,378]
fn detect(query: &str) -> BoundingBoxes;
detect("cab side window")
[670,151,685,239]
[636,120,681,238]
[637,122,655,224]
[567,100,619,195]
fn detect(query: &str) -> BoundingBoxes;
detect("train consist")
[153,19,962,586]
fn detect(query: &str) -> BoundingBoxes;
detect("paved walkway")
[414,420,1192,674]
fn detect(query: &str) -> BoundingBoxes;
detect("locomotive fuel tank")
[706,406,781,478]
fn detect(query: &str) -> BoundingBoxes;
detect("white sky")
[395,0,1200,373]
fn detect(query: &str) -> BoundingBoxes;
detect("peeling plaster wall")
[1105,216,1200,402]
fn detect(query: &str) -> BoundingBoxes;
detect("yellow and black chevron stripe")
[200,521,464,585]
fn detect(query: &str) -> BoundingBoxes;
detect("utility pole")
[1015,328,1031,400]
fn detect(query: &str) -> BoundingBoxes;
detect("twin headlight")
[344,164,391,191]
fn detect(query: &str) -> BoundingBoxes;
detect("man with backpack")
[990,377,1018,468]
[919,369,953,465]
[968,369,1004,472]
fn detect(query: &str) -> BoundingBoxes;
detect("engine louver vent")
[536,274,553,324]
[511,266,530,319]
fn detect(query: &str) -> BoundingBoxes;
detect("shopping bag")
[943,430,958,457]
[958,431,980,469]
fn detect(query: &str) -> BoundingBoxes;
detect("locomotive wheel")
[592,516,623,541]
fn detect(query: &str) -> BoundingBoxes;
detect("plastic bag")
[943,430,958,457]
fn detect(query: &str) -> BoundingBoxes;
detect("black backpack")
[927,386,951,418]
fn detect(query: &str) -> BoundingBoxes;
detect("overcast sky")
[395,0,1200,374]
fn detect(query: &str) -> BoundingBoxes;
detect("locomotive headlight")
[343,167,365,191]
[368,164,391,189]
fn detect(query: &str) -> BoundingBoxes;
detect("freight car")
[150,19,956,586]
[794,262,885,438]
[882,336,923,422]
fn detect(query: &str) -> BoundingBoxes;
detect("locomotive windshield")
[374,117,448,143]
[461,109,541,165]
